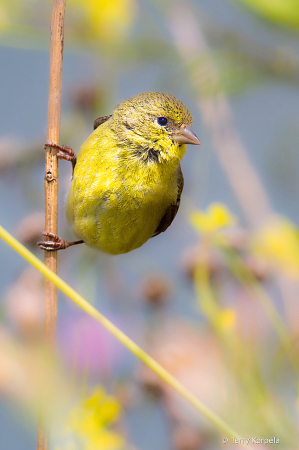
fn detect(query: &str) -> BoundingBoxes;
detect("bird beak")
[173,124,201,145]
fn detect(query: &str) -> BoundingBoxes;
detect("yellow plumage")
[39,92,200,254]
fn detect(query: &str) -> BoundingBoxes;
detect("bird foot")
[45,142,77,172]
[37,231,84,251]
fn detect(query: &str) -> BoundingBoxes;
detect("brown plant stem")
[37,1,66,449]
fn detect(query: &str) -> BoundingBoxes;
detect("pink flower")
[57,313,128,377]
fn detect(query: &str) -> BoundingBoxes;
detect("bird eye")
[157,117,168,126]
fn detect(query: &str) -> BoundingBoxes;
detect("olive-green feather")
[65,92,194,255]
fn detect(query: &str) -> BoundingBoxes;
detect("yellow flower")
[56,385,124,450]
[67,0,137,46]
[190,203,237,234]
[251,216,299,278]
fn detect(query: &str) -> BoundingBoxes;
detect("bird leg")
[44,142,77,175]
[39,144,79,251]
[37,231,84,251]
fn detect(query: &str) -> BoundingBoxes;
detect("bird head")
[110,92,200,163]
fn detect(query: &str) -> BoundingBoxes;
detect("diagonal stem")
[0,224,247,447]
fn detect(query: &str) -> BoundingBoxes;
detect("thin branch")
[37,1,66,449]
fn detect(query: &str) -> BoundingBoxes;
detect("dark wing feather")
[152,165,184,238]
[94,115,112,130]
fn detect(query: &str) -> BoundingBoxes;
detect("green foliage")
[233,0,299,30]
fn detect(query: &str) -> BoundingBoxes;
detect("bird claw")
[44,142,77,170]
[37,231,84,251]
[37,231,68,251]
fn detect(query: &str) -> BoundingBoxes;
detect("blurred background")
[1,0,299,449]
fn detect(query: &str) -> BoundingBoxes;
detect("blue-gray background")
[1,0,299,449]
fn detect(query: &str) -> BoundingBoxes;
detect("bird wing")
[152,165,184,238]
[93,115,112,130]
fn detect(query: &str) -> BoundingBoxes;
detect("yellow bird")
[38,92,200,255]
